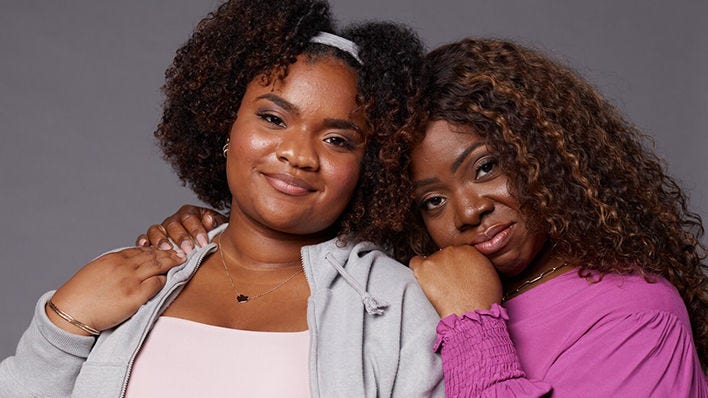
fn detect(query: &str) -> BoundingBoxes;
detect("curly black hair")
[388,38,707,368]
[155,0,425,243]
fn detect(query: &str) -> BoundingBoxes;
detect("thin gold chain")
[216,235,303,303]
[502,263,569,302]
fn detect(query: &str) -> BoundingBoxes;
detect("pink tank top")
[124,316,310,397]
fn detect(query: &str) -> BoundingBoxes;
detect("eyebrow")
[256,93,301,116]
[256,93,362,135]
[413,177,439,189]
[413,141,485,189]
[450,142,484,173]
[323,118,363,135]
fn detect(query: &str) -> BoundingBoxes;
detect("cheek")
[521,229,547,259]
[327,158,362,197]
[422,214,453,249]
[332,161,361,196]
[230,123,270,154]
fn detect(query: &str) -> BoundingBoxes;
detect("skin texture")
[226,56,365,237]
[161,56,365,332]
[411,120,548,277]
[408,245,501,317]
[48,248,184,335]
[407,120,563,315]
[137,207,227,253]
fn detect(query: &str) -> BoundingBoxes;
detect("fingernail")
[137,238,148,247]
[159,241,172,250]
[205,214,215,228]
[196,233,208,247]
[175,249,186,259]
[180,240,194,254]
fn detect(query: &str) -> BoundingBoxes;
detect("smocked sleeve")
[435,304,551,397]
[437,304,707,397]
[0,291,95,397]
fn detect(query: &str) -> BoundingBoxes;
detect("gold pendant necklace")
[502,262,569,302]
[216,235,304,303]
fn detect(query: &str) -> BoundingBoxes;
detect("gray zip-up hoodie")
[1,225,444,397]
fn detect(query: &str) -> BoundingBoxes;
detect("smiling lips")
[472,224,514,256]
[263,173,316,196]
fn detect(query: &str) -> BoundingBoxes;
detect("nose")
[276,130,319,171]
[452,188,494,232]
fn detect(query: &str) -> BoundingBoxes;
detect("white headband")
[309,31,362,64]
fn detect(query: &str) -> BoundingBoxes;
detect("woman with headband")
[0,1,443,396]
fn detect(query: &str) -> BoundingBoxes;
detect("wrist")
[438,299,501,318]
[45,300,100,336]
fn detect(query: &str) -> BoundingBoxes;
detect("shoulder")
[314,238,416,284]
[550,274,705,395]
[515,271,693,333]
[540,272,694,338]
[349,241,420,288]
[355,245,437,318]
[581,273,687,318]
[337,240,433,308]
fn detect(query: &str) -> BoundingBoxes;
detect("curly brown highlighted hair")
[389,38,707,367]
[154,0,424,243]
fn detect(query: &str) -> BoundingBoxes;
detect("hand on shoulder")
[47,247,185,335]
[136,205,226,255]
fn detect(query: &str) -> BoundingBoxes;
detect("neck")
[501,241,570,297]
[221,208,335,271]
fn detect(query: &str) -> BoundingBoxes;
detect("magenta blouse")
[436,272,707,397]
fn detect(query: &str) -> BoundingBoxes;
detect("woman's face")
[227,55,366,236]
[411,120,547,277]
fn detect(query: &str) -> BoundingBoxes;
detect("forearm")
[0,291,95,397]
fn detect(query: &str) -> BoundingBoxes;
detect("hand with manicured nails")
[409,245,502,318]
[47,247,185,335]
[136,205,227,255]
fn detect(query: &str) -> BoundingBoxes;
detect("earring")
[222,139,230,158]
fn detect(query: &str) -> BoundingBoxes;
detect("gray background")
[1,1,706,357]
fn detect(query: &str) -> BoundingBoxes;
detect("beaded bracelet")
[47,300,100,336]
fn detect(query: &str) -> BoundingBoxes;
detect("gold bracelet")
[47,299,100,336]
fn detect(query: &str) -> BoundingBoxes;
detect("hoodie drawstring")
[325,255,389,315]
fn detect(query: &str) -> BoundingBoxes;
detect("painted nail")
[180,240,194,254]
[137,238,148,247]
[196,233,208,247]
[205,214,215,228]
[175,249,186,259]
[159,241,172,250]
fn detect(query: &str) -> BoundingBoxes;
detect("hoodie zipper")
[117,241,380,397]
[118,244,215,398]
[301,247,320,398]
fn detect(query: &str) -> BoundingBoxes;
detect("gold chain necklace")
[502,263,569,302]
[216,235,304,303]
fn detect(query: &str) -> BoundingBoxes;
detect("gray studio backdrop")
[1,1,706,357]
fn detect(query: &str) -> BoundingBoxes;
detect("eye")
[257,112,286,128]
[475,157,497,179]
[418,195,447,211]
[323,135,354,150]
